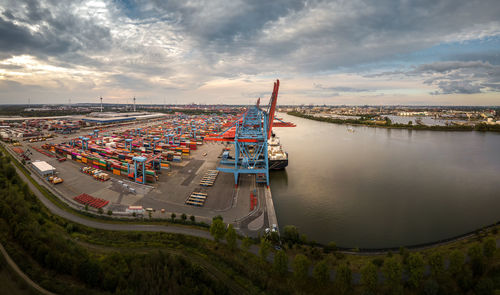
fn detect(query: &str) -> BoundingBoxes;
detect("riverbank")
[287,111,500,132]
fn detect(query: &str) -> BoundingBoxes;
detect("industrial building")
[32,160,56,176]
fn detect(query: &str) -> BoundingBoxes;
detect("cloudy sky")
[0,0,499,105]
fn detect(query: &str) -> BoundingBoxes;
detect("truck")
[48,176,63,184]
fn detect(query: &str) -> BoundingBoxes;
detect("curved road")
[13,162,214,240]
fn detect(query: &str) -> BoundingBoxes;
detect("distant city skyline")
[0,0,499,105]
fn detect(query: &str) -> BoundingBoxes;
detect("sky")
[0,0,499,106]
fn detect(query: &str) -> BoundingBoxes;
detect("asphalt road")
[12,161,214,241]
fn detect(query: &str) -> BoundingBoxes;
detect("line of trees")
[276,225,498,294]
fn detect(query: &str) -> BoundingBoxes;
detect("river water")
[270,113,500,248]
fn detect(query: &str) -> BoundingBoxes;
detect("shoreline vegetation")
[287,111,500,132]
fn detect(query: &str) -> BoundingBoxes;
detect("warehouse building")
[32,160,56,176]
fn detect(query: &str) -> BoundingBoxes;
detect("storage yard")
[3,110,276,236]
[1,81,290,236]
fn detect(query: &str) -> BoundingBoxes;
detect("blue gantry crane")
[205,80,281,187]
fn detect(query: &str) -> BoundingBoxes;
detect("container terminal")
[1,80,295,237]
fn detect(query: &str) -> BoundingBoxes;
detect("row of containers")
[40,114,231,183]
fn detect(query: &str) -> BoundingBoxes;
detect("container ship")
[268,133,288,169]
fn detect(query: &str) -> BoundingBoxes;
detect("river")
[270,113,500,248]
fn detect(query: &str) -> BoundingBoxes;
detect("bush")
[372,257,384,267]
[324,241,337,253]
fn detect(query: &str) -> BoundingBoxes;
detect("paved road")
[12,160,214,241]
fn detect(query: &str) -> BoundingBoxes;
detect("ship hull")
[269,159,288,170]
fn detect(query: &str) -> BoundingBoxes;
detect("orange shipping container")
[113,169,120,176]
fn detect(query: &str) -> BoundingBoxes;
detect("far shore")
[287,111,500,132]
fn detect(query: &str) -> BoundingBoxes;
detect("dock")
[265,187,279,233]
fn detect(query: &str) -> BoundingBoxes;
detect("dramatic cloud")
[414,61,500,95]
[0,0,499,104]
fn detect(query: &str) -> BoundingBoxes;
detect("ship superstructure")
[268,133,288,169]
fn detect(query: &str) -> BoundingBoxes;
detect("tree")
[457,266,474,292]
[428,251,444,279]
[273,250,288,275]
[313,259,329,285]
[300,234,307,244]
[334,263,352,295]
[292,254,310,282]
[98,207,103,214]
[448,250,465,277]
[209,218,226,242]
[474,277,494,295]
[407,252,425,289]
[283,225,300,244]
[468,243,485,276]
[170,212,176,222]
[372,257,384,267]
[422,279,439,295]
[382,256,402,294]
[482,238,496,259]
[225,224,237,251]
[385,116,392,125]
[408,120,413,126]
[107,210,112,216]
[85,204,89,211]
[180,213,187,221]
[258,238,272,261]
[241,236,252,252]
[399,247,409,264]
[189,215,195,222]
[361,262,378,294]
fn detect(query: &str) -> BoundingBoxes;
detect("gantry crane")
[205,80,294,187]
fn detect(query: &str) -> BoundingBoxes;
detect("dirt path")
[0,242,56,295]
